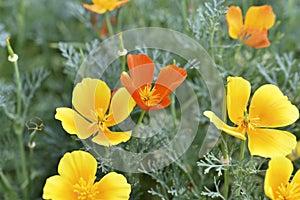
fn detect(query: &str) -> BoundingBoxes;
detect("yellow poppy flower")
[264,157,300,199]
[226,5,275,48]
[55,78,136,146]
[204,76,298,158]
[43,150,131,200]
[83,0,130,14]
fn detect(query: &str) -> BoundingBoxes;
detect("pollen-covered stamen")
[73,176,99,200]
[138,84,161,106]
[95,108,112,130]
[276,182,300,200]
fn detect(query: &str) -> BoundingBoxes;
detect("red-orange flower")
[226,5,275,48]
[120,54,187,111]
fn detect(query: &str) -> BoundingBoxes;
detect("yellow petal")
[94,172,131,200]
[106,87,136,127]
[72,78,111,122]
[58,151,97,185]
[203,111,246,140]
[249,84,299,128]
[83,4,107,14]
[226,6,244,39]
[290,170,300,191]
[43,175,75,200]
[264,157,293,199]
[226,77,251,125]
[92,128,131,146]
[244,5,275,30]
[247,128,296,157]
[55,108,97,139]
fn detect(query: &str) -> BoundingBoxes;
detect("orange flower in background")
[264,157,300,199]
[120,54,187,111]
[55,78,136,146]
[43,150,131,199]
[204,76,298,158]
[226,5,275,48]
[83,0,130,14]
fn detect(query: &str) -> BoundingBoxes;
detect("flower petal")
[149,96,171,111]
[57,151,97,185]
[83,4,107,14]
[127,54,154,88]
[106,87,136,126]
[72,78,111,122]
[92,128,131,146]
[154,65,187,99]
[94,172,131,200]
[239,28,270,48]
[249,84,299,128]
[290,170,300,190]
[43,175,75,200]
[248,128,296,157]
[264,157,293,199]
[55,108,97,139]
[203,111,246,140]
[244,5,275,30]
[226,6,243,39]
[226,77,251,125]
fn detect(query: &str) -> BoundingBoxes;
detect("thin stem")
[119,32,126,71]
[136,110,146,127]
[170,94,177,125]
[0,170,20,200]
[105,12,114,36]
[209,27,216,61]
[181,0,189,31]
[236,140,246,196]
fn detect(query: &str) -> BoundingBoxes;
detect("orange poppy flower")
[226,5,275,48]
[83,0,130,14]
[120,54,187,111]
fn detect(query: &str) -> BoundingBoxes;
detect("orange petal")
[203,111,246,140]
[83,4,107,14]
[226,77,250,125]
[72,78,111,122]
[247,128,296,157]
[94,172,131,199]
[226,6,243,39]
[149,96,171,111]
[244,5,275,30]
[264,157,293,199]
[127,54,154,88]
[239,28,271,48]
[92,128,131,146]
[154,65,187,99]
[249,84,299,128]
[55,108,97,139]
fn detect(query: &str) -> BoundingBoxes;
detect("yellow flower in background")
[55,78,136,146]
[264,157,300,199]
[83,0,130,14]
[204,76,298,158]
[43,150,131,200]
[226,5,275,48]
[287,141,300,161]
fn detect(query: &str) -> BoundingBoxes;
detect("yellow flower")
[204,76,298,158]
[226,5,275,48]
[264,157,300,199]
[83,0,130,14]
[43,150,131,200]
[55,78,136,146]
[287,141,300,161]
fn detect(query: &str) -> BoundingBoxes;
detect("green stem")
[236,140,246,197]
[105,12,114,36]
[209,27,216,61]
[181,0,188,31]
[170,94,177,126]
[119,32,126,71]
[0,170,20,200]
[136,110,146,127]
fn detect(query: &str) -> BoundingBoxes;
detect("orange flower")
[226,5,275,48]
[120,54,187,111]
[83,0,130,14]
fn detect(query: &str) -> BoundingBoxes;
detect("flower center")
[95,108,111,130]
[138,84,161,106]
[236,111,260,133]
[276,182,300,200]
[73,177,99,200]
